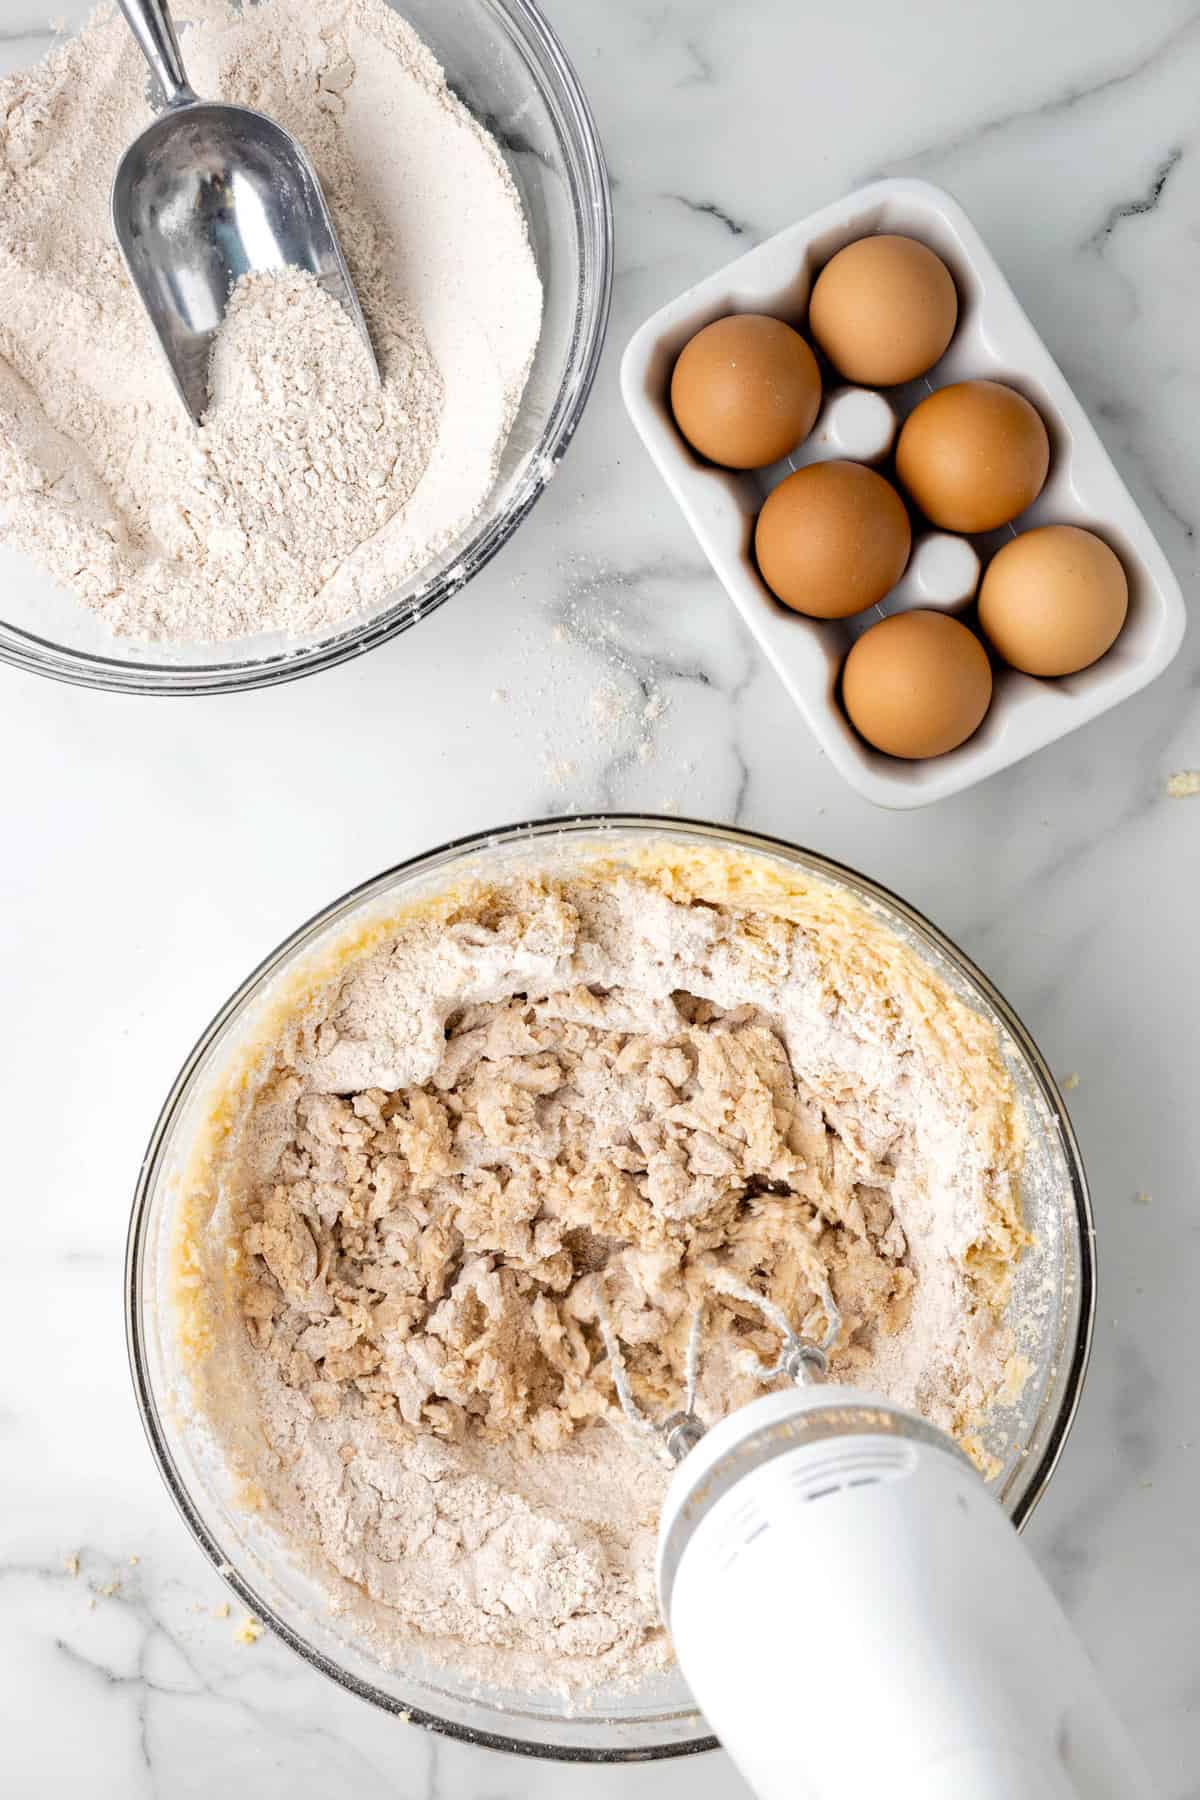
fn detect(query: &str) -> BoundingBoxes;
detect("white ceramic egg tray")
[620,177,1186,808]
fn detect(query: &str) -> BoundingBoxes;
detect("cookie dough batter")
[180,845,1027,1693]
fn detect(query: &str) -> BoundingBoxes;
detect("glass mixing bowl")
[0,0,610,694]
[127,817,1095,1760]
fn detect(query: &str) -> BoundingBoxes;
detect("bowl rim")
[0,0,613,696]
[125,813,1096,1761]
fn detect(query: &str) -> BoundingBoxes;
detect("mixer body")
[658,1387,1155,1800]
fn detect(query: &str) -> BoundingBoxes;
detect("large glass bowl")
[127,817,1095,1760]
[0,0,610,694]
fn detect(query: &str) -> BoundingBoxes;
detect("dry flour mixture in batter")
[178,846,1029,1696]
[0,0,541,642]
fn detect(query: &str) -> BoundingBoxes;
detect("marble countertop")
[3,0,1200,1791]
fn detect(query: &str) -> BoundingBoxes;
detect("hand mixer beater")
[601,1276,1156,1799]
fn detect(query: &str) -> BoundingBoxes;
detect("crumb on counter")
[588,679,626,725]
[1166,770,1200,798]
[63,1553,80,1578]
[1061,1072,1080,1091]
[234,1615,264,1645]
[1134,1190,1153,1206]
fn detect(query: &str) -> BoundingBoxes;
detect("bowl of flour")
[127,817,1094,1758]
[0,0,610,691]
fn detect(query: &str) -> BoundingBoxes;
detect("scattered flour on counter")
[495,555,679,803]
[0,0,541,642]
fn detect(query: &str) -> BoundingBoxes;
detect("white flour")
[184,852,1028,1695]
[0,0,541,643]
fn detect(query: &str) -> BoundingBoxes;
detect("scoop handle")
[117,0,197,108]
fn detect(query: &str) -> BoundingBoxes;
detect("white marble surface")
[3,0,1200,1792]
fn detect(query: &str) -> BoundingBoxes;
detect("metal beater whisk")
[598,1271,842,1465]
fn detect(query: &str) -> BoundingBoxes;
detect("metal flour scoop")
[111,0,379,423]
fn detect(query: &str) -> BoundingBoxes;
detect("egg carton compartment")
[620,177,1185,808]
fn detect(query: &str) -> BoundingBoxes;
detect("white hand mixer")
[601,1281,1156,1798]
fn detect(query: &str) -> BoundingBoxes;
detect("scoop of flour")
[138,269,439,639]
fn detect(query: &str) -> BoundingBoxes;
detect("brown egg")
[808,235,958,386]
[895,380,1050,532]
[670,314,822,468]
[842,610,993,759]
[978,525,1129,676]
[755,461,911,618]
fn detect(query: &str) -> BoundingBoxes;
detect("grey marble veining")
[2,0,1199,1793]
